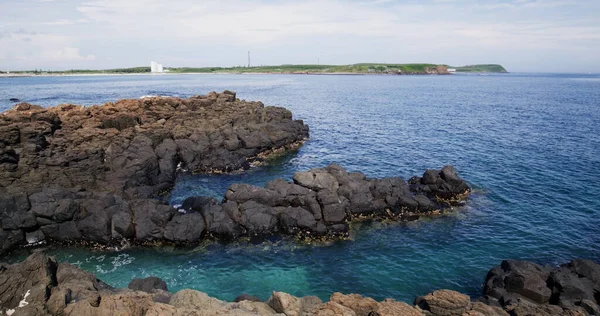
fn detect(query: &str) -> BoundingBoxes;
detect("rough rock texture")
[483,258,600,315]
[194,163,469,241]
[266,291,322,316]
[0,91,309,255]
[415,290,472,316]
[1,254,599,315]
[0,160,469,255]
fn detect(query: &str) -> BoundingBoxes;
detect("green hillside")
[169,63,444,74]
[451,64,507,73]
[5,63,508,75]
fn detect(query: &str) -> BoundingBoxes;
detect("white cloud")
[43,19,89,25]
[1,0,599,71]
[41,47,96,61]
[0,31,95,67]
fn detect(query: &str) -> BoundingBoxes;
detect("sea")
[1,73,599,303]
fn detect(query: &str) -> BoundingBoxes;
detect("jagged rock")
[233,300,279,315]
[548,259,600,308]
[377,298,424,316]
[128,276,169,293]
[293,169,340,192]
[170,289,227,312]
[0,92,309,254]
[234,294,263,302]
[329,292,379,316]
[201,203,241,239]
[279,207,318,234]
[112,211,135,238]
[226,184,287,207]
[317,189,349,223]
[47,262,113,315]
[484,260,552,304]
[182,196,219,212]
[239,201,280,235]
[414,290,472,316]
[64,291,156,316]
[163,212,205,243]
[266,291,322,316]
[502,297,574,316]
[267,291,300,315]
[468,302,508,316]
[311,301,356,316]
[2,254,599,316]
[131,199,176,240]
[0,253,57,315]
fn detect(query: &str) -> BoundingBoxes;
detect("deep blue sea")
[1,73,599,303]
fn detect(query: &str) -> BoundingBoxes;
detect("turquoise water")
[1,73,599,302]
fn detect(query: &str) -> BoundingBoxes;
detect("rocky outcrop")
[2,253,599,315]
[0,91,471,256]
[0,161,470,255]
[482,258,600,315]
[0,90,308,193]
[184,164,469,240]
[0,91,309,255]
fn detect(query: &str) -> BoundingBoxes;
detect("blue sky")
[0,0,599,72]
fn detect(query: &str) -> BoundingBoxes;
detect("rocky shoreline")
[0,91,470,255]
[0,91,308,254]
[1,253,598,315]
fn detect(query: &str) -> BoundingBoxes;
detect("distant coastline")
[0,63,508,77]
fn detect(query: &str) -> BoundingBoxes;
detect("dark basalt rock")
[0,91,309,255]
[0,92,471,255]
[483,258,600,315]
[0,163,469,254]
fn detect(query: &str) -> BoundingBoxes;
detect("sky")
[0,0,599,73]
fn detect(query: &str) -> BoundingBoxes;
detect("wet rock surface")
[0,91,309,255]
[2,253,598,315]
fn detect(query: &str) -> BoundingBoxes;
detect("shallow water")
[1,73,599,302]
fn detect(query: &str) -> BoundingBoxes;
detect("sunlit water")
[1,73,599,302]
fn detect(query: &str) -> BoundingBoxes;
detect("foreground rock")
[0,91,308,255]
[2,253,598,315]
[482,258,600,315]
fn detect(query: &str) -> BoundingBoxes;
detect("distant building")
[151,61,164,73]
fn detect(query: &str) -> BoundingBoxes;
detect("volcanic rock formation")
[2,253,598,315]
[0,91,308,254]
[0,91,469,256]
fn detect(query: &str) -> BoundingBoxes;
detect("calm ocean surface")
[1,73,599,302]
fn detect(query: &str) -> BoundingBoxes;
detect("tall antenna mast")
[248,51,251,68]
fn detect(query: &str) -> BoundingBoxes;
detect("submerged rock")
[128,276,169,293]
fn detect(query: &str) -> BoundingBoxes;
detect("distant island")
[1,63,507,76]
